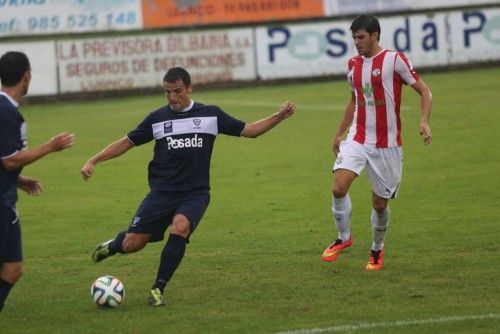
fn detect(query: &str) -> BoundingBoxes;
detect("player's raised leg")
[92,231,126,262]
[92,232,150,262]
[322,169,357,262]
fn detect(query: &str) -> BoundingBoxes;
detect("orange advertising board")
[141,0,324,28]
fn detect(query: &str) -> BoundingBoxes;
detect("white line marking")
[274,313,500,334]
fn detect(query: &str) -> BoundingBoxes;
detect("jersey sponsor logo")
[362,83,373,98]
[356,98,386,106]
[166,134,203,150]
[164,121,173,134]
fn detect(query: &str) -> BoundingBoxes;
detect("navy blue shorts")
[128,189,210,242]
[0,206,23,263]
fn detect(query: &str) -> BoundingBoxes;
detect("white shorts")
[333,141,404,199]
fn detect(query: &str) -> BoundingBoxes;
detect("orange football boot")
[321,236,353,262]
[366,248,385,271]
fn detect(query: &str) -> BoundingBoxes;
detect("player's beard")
[359,41,373,57]
[170,102,182,112]
[21,83,29,96]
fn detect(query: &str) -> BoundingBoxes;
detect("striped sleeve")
[395,52,420,85]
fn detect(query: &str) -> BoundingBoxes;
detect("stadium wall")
[0,2,499,97]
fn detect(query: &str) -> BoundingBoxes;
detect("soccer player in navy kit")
[0,51,75,312]
[81,67,296,306]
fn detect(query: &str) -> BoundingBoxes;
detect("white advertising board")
[0,41,58,95]
[56,28,256,93]
[2,7,499,96]
[255,8,500,80]
[448,8,500,63]
[0,0,142,37]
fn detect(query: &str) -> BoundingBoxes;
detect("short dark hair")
[0,51,31,87]
[163,67,191,87]
[350,15,381,40]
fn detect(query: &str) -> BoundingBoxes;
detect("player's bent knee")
[171,215,191,238]
[333,190,346,198]
[373,204,388,212]
[372,194,389,212]
[332,186,348,198]
[0,262,23,284]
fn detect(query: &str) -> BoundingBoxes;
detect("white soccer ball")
[91,275,125,308]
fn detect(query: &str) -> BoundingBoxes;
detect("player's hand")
[420,122,432,145]
[81,161,95,181]
[333,136,342,155]
[18,176,43,196]
[277,101,296,120]
[49,132,76,151]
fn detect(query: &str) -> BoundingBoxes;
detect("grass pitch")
[1,68,499,333]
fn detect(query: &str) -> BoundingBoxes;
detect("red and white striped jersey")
[346,49,419,148]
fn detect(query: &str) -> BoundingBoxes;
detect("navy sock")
[0,278,13,312]
[108,231,126,255]
[153,234,187,294]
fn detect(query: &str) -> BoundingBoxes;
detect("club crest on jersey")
[193,118,202,129]
[164,121,173,134]
[372,68,381,77]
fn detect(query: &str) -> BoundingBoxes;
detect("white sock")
[332,194,352,242]
[371,207,390,251]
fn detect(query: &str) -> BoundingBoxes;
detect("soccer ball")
[91,275,125,308]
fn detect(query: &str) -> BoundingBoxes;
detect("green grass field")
[1,67,499,333]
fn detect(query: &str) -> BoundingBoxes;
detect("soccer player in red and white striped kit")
[321,15,432,270]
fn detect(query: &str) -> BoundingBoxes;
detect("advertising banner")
[448,8,500,63]
[56,28,256,93]
[0,42,58,96]
[255,8,500,80]
[141,0,324,28]
[2,7,499,96]
[0,0,142,37]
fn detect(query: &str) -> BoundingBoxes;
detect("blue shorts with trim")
[128,189,210,242]
[0,206,23,263]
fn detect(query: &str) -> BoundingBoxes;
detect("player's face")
[164,79,192,112]
[352,29,378,57]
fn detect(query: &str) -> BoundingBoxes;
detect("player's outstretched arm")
[241,101,296,138]
[411,79,432,145]
[81,136,134,181]
[1,132,75,171]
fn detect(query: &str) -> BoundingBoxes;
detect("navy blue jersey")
[0,94,27,208]
[127,102,246,192]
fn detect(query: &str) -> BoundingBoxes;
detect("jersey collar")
[0,91,19,108]
[362,48,386,60]
[172,99,194,113]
